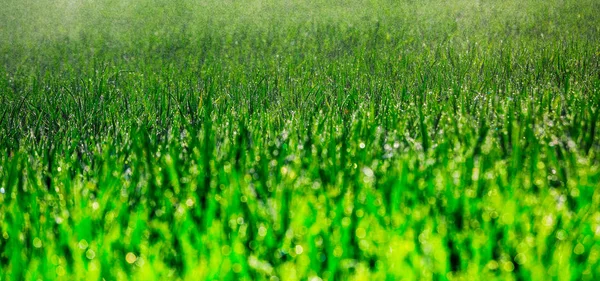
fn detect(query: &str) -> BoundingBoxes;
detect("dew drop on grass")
[232,263,242,273]
[362,167,374,178]
[56,266,66,276]
[0,188,4,194]
[258,225,267,236]
[126,252,137,264]
[295,245,303,255]
[487,260,499,270]
[221,245,232,256]
[356,209,364,218]
[574,243,585,255]
[515,253,527,264]
[342,217,351,227]
[86,249,96,260]
[356,227,366,239]
[556,230,567,240]
[333,246,343,257]
[543,215,554,226]
[502,261,515,272]
[33,238,42,248]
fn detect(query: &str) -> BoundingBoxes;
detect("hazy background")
[2,0,599,62]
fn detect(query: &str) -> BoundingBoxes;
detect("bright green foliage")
[1,0,600,280]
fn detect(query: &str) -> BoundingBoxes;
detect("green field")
[1,0,600,280]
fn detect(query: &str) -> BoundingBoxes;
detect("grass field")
[1,0,600,280]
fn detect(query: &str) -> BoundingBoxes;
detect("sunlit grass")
[1,0,600,280]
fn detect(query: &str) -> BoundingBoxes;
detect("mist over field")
[1,0,600,280]
[2,0,598,63]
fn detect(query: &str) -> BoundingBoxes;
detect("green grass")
[1,0,600,280]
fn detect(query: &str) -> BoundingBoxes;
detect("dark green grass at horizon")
[1,0,600,280]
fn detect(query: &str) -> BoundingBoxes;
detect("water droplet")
[258,226,267,237]
[33,238,42,248]
[543,215,554,226]
[86,249,96,260]
[185,198,194,207]
[333,246,343,257]
[78,240,89,249]
[295,245,304,255]
[574,243,585,255]
[356,228,366,239]
[487,260,499,270]
[56,266,66,276]
[126,252,137,264]
[362,167,374,178]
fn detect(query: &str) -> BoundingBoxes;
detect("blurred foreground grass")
[1,0,600,280]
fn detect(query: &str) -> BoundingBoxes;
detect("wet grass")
[1,0,600,280]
